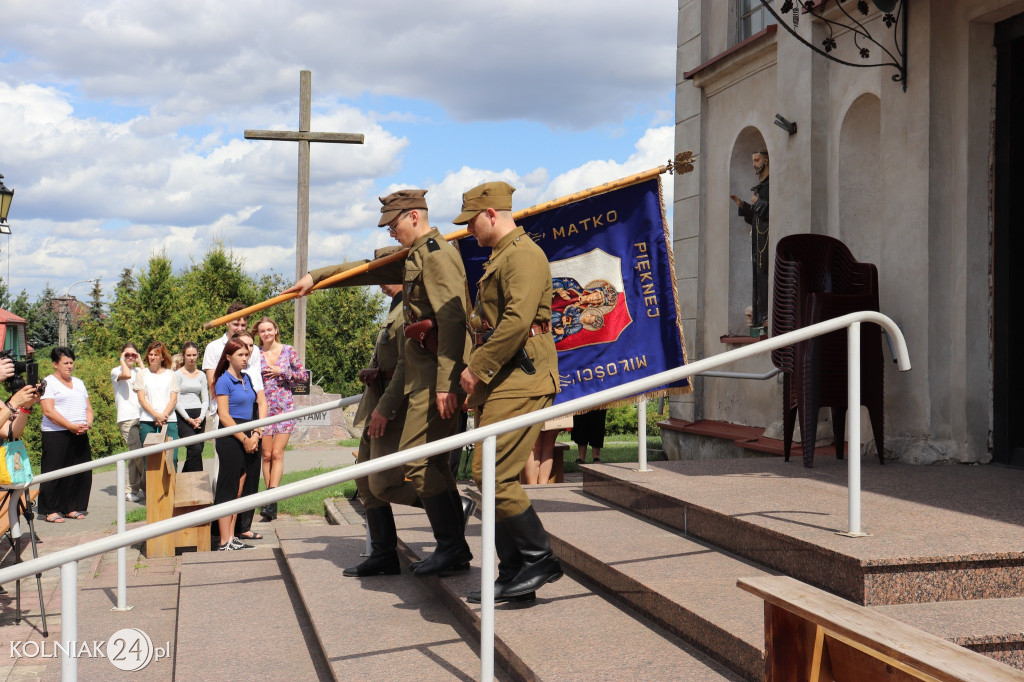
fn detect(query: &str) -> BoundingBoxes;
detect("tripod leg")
[21,493,48,637]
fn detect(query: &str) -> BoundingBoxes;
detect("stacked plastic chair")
[770,234,885,467]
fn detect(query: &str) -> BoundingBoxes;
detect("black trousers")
[38,430,92,516]
[571,409,608,449]
[214,422,251,507]
[235,404,262,534]
[177,407,206,473]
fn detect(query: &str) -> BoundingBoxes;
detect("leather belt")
[471,322,550,347]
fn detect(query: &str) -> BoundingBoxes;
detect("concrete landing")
[175,544,331,681]
[582,458,1024,605]
[276,520,484,681]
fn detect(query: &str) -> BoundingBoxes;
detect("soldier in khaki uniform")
[456,181,563,603]
[287,190,474,578]
[332,248,418,576]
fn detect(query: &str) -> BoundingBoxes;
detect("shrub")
[603,400,665,437]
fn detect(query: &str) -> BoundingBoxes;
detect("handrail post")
[480,434,496,682]
[637,400,649,472]
[61,560,78,681]
[844,322,865,536]
[113,460,130,611]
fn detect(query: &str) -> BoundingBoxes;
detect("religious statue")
[730,150,770,329]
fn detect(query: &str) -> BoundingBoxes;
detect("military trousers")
[364,385,456,501]
[472,394,554,519]
[354,418,420,510]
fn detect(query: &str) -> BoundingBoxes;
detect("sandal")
[574,458,585,465]
[592,457,603,463]
[45,513,65,523]
[237,531,262,540]
[65,511,86,520]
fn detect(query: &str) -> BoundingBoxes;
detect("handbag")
[0,440,33,487]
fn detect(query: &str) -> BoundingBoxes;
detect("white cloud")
[0,1,678,301]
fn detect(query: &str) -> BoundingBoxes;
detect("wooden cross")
[245,70,364,360]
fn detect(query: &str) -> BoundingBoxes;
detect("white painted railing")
[0,311,910,681]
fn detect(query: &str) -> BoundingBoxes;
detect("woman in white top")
[39,346,94,523]
[111,342,145,502]
[134,341,179,465]
[175,341,209,473]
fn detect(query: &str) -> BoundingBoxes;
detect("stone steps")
[275,519,489,681]
[582,459,1024,606]
[528,485,771,681]
[382,502,743,682]
[175,538,331,681]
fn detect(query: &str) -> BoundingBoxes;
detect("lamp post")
[0,174,14,235]
[57,280,93,347]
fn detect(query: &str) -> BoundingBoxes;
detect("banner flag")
[460,176,690,407]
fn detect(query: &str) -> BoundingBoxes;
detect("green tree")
[26,284,62,348]
[306,287,382,397]
[88,278,104,320]
[9,289,30,319]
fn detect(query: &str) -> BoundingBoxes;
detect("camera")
[0,349,42,395]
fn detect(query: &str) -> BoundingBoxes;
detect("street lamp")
[0,174,13,235]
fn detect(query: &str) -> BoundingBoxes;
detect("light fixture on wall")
[763,0,907,91]
[774,114,798,135]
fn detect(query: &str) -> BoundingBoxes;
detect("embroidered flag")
[460,176,690,406]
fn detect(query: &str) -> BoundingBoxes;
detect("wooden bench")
[738,575,1024,682]
[144,432,214,557]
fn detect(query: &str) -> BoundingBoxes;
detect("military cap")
[452,181,516,224]
[378,189,428,227]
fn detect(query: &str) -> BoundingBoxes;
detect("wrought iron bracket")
[758,0,907,91]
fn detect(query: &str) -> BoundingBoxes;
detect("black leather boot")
[343,506,401,577]
[453,489,477,530]
[499,505,563,598]
[411,492,472,571]
[412,493,473,577]
[467,521,535,604]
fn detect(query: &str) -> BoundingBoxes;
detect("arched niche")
[838,94,882,264]
[728,127,769,334]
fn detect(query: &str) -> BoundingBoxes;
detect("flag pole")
[203,152,694,329]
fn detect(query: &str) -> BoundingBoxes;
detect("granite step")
[581,459,1024,606]
[175,543,332,681]
[276,520,486,681]
[370,499,744,682]
[872,597,1024,671]
[527,485,772,681]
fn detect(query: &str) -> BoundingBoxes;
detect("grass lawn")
[559,436,665,474]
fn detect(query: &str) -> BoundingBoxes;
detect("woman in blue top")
[212,337,267,551]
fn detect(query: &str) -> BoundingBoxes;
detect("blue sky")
[0,1,678,299]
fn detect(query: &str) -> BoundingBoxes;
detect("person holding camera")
[39,347,94,523]
[111,343,144,502]
[0,356,40,435]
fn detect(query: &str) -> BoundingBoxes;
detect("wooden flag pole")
[203,152,694,330]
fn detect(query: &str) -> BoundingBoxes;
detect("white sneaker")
[126,492,140,503]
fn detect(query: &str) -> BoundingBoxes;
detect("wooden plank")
[739,576,1024,681]
[145,448,176,558]
[765,601,818,682]
[243,130,364,143]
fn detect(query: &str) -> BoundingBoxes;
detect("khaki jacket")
[353,295,405,425]
[309,227,471,396]
[466,226,559,407]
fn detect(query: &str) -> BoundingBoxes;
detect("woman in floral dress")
[253,316,309,520]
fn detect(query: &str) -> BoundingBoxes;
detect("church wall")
[673,0,1017,462]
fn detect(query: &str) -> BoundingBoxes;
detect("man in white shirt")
[111,343,144,502]
[202,302,264,426]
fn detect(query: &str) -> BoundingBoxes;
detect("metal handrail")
[0,311,911,681]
